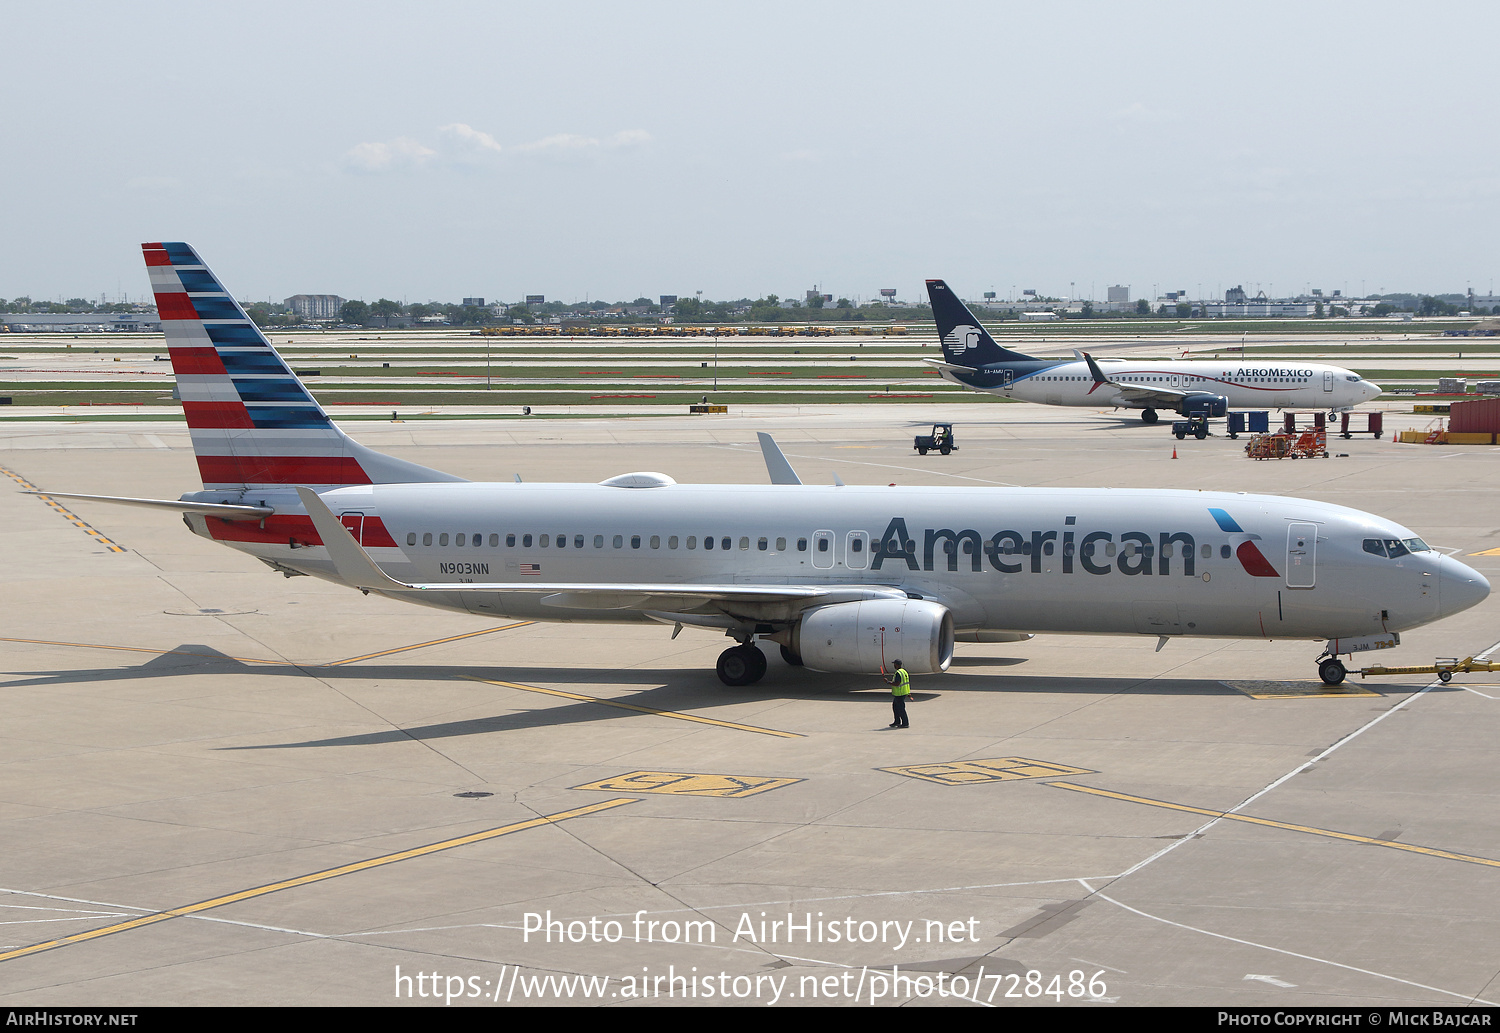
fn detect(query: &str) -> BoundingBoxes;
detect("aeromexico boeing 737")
[925,280,1383,422]
[27,245,1486,688]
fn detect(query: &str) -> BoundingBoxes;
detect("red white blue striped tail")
[144,242,462,490]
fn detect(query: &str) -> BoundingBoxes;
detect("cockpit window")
[1365,537,1431,558]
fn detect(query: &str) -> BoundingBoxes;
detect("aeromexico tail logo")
[941,324,984,360]
[1209,508,1280,578]
[867,508,1279,578]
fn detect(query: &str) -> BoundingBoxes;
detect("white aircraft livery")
[925,279,1383,423]
[31,244,1487,689]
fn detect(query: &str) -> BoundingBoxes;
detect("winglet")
[295,486,418,592]
[1082,352,1111,385]
[757,432,802,485]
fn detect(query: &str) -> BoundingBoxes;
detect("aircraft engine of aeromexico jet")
[924,280,1384,423]
[23,244,1485,690]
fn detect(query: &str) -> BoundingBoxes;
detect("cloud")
[344,137,437,172]
[512,129,652,155]
[342,126,650,172]
[440,122,505,154]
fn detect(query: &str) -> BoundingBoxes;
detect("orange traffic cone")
[1171,447,1178,459]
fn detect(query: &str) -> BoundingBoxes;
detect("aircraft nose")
[1363,380,1383,401]
[1437,555,1490,619]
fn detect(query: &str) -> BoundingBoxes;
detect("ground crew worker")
[887,660,910,728]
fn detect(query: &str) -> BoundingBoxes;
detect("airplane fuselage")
[187,482,1479,642]
[937,358,1377,411]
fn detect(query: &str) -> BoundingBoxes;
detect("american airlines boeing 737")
[925,280,1383,422]
[28,245,1486,689]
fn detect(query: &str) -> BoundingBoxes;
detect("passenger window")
[817,538,829,553]
[668,536,679,549]
[406,532,416,546]
[613,535,623,548]
[721,537,731,550]
[631,535,641,549]
[523,534,532,547]
[852,538,864,553]
[574,535,584,548]
[490,534,499,547]
[1220,544,1231,558]
[423,532,432,546]
[555,534,565,549]
[472,533,481,547]
[1162,544,1173,558]
[1201,544,1210,559]
[594,534,603,548]
[776,537,786,551]
[687,536,697,549]
[650,535,660,549]
[439,533,449,546]
[738,537,749,550]
[456,533,466,546]
[540,534,549,548]
[1106,542,1116,557]
[758,537,768,551]
[704,536,714,550]
[798,538,808,552]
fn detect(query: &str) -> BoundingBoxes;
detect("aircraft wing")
[295,487,905,614]
[1082,352,1190,407]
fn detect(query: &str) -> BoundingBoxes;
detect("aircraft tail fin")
[143,242,464,490]
[924,279,1037,366]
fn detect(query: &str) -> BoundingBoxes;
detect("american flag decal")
[520,563,542,575]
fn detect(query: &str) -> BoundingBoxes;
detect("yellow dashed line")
[326,622,534,665]
[0,799,637,964]
[3,465,126,552]
[3,464,127,551]
[468,676,803,738]
[1052,782,1500,869]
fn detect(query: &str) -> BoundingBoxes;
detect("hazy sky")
[4,1,1497,304]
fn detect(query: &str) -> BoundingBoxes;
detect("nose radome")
[1364,380,1383,401]
[1438,557,1490,619]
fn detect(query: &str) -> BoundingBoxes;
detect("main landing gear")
[1141,408,1159,424]
[717,643,767,686]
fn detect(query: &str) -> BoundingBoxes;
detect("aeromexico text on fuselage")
[863,515,1272,577]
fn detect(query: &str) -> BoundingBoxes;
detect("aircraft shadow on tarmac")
[0,642,1326,750]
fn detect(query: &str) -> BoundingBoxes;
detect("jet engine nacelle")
[1180,393,1228,418]
[793,599,955,675]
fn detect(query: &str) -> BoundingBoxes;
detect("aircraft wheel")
[717,645,767,686]
[1142,409,1159,424]
[780,644,804,667]
[1318,658,1347,686]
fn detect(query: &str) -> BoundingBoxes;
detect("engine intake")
[793,599,954,675]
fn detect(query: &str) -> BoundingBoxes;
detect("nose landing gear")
[1317,657,1347,685]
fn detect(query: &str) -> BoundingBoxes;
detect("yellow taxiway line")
[0,799,636,964]
[1052,782,1500,869]
[468,676,803,738]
